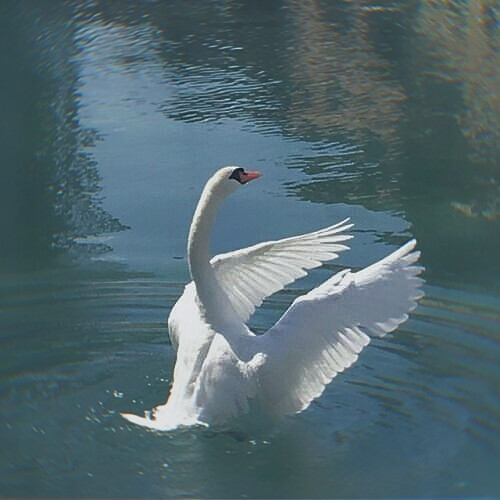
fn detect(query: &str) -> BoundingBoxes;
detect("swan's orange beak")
[241,171,262,184]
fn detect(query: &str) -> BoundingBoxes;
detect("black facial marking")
[229,167,245,184]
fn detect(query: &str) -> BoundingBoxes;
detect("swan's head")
[207,166,262,199]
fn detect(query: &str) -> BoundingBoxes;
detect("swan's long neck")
[187,182,225,314]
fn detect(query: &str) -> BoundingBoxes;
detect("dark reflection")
[77,0,498,283]
[281,1,499,283]
[0,1,126,272]
[5,0,495,279]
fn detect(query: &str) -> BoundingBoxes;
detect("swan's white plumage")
[256,239,423,416]
[121,166,424,431]
[211,218,353,322]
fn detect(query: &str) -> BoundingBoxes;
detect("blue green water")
[1,1,499,497]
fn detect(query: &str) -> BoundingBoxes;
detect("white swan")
[122,166,424,430]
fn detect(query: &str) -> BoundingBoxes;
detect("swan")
[122,166,424,430]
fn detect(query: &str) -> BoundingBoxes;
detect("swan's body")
[122,167,424,430]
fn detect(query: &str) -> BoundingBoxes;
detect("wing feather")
[256,240,424,417]
[211,218,353,323]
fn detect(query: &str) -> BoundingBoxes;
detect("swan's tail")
[121,409,207,431]
[121,411,163,429]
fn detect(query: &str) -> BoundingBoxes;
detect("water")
[1,1,498,497]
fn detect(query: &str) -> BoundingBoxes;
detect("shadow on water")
[0,1,126,272]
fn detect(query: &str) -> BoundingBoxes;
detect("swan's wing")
[211,218,353,323]
[255,240,424,417]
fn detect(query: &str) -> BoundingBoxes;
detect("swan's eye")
[229,167,245,184]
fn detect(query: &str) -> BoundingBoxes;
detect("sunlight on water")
[0,1,498,498]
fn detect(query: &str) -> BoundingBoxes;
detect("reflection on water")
[417,1,498,179]
[0,2,126,272]
[73,0,498,282]
[1,0,499,498]
[2,1,496,276]
[285,1,407,149]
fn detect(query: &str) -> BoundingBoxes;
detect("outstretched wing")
[211,218,353,323]
[255,240,424,417]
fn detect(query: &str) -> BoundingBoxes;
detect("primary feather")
[257,239,423,416]
[211,218,353,322]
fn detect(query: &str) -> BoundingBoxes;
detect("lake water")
[1,1,499,498]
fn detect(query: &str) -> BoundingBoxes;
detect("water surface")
[1,1,499,498]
